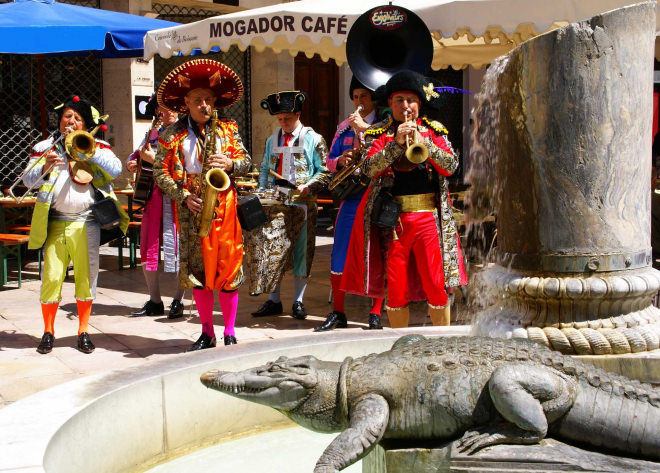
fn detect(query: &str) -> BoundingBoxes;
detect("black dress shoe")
[130,300,165,317]
[77,332,95,354]
[314,311,347,332]
[224,335,237,346]
[37,332,54,354]
[186,333,217,352]
[168,299,184,319]
[292,301,307,320]
[251,300,283,317]
[369,313,383,330]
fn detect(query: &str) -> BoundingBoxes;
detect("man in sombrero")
[153,59,252,351]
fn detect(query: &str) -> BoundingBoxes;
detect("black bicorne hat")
[260,91,306,115]
[376,70,443,110]
[54,95,98,128]
[377,70,472,111]
[144,93,159,119]
[144,83,161,118]
[349,76,373,100]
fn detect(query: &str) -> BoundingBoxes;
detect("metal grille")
[428,68,464,181]
[0,0,102,190]
[153,4,252,155]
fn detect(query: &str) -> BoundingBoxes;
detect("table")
[114,188,137,221]
[0,196,36,233]
[0,196,36,287]
[113,188,141,269]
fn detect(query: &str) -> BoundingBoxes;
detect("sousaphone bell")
[346,5,433,92]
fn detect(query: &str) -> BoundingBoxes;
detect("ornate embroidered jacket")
[341,116,468,298]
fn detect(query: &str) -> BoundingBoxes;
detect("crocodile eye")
[269,365,282,372]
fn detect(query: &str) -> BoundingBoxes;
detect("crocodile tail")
[552,363,660,460]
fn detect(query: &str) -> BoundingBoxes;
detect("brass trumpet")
[403,110,429,165]
[8,115,108,202]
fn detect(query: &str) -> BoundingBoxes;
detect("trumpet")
[402,110,429,165]
[328,105,366,193]
[9,115,108,203]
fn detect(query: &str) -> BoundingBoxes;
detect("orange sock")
[41,302,59,335]
[76,299,93,335]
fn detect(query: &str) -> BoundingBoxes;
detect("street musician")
[24,94,127,355]
[342,71,468,328]
[126,92,185,319]
[250,90,331,320]
[315,76,384,332]
[153,59,251,351]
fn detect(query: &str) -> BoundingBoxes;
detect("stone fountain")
[468,1,660,357]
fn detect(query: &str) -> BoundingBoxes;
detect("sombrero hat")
[157,59,243,114]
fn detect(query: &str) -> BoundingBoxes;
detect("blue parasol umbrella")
[0,0,180,57]
[0,0,180,136]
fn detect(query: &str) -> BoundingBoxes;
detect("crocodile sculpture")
[200,335,660,472]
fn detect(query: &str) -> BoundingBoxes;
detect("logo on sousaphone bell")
[370,6,406,30]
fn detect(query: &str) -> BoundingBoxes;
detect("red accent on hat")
[72,95,80,103]
[157,59,244,114]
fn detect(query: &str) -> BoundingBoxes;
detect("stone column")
[250,49,295,167]
[469,2,660,354]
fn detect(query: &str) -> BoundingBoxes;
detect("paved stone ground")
[0,222,470,410]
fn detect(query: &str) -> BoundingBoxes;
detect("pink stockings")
[192,288,238,337]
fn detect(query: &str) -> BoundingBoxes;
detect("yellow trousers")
[41,221,92,303]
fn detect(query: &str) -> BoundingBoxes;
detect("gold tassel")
[429,304,450,326]
[388,306,410,328]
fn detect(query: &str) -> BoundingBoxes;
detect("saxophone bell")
[197,110,232,238]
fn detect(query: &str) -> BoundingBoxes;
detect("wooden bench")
[0,233,30,287]
[6,224,31,233]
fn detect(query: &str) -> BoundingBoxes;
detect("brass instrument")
[197,109,230,238]
[345,5,433,91]
[328,105,366,194]
[9,115,108,202]
[402,110,429,166]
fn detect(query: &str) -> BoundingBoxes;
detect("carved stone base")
[362,438,660,473]
[473,265,660,354]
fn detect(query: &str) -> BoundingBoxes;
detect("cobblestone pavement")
[0,223,471,409]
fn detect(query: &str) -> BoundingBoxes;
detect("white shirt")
[51,163,95,214]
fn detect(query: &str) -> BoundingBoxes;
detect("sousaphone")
[346,4,433,91]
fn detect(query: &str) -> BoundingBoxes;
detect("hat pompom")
[72,95,80,103]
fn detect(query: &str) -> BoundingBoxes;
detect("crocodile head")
[200,355,327,412]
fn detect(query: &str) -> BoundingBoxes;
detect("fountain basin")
[0,327,469,473]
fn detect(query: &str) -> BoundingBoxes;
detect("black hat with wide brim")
[375,70,449,111]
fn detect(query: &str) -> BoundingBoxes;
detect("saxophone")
[197,109,230,238]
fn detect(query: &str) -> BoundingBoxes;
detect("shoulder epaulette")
[422,117,448,135]
[158,120,187,149]
[364,116,393,137]
[218,119,239,132]
[95,139,112,149]
[335,117,351,136]
[32,138,54,154]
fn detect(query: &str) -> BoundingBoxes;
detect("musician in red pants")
[342,70,468,327]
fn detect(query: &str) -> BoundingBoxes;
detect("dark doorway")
[294,53,339,147]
